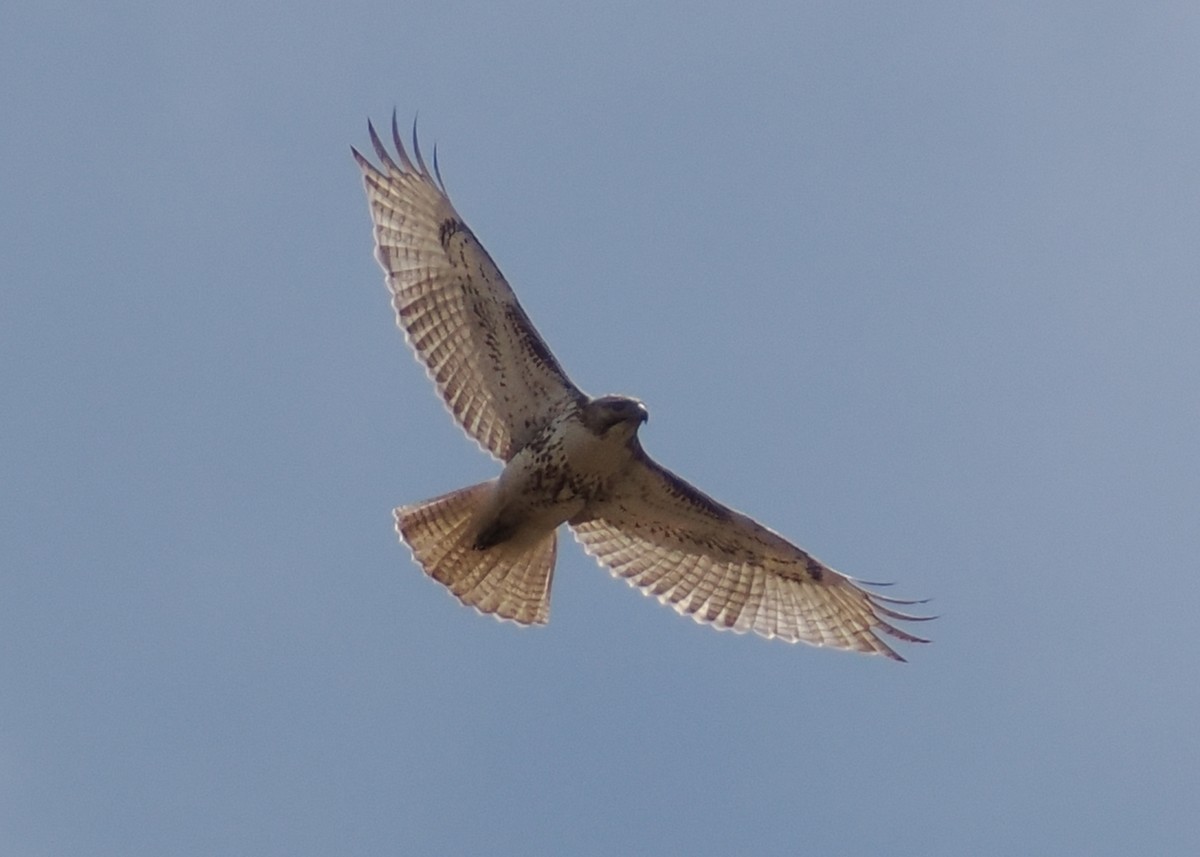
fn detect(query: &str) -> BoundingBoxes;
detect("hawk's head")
[583,395,649,438]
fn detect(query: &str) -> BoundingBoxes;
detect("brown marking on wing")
[354,117,585,460]
[570,449,931,659]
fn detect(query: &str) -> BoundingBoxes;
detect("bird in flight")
[353,115,930,660]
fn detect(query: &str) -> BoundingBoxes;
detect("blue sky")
[3,2,1198,854]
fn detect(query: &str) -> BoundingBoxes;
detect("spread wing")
[353,116,586,461]
[570,450,932,660]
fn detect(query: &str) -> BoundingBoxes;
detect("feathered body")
[354,116,931,659]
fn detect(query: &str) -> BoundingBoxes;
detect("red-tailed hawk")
[353,116,931,660]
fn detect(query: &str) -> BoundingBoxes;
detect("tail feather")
[394,482,556,625]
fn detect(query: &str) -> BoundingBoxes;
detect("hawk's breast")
[490,409,637,534]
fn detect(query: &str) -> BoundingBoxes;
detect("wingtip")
[350,144,373,173]
[410,113,431,177]
[359,110,443,182]
[367,118,401,173]
[389,110,417,171]
[432,141,447,191]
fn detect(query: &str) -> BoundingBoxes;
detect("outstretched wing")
[570,450,931,660]
[353,116,586,461]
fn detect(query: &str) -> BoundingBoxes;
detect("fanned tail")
[395,483,557,625]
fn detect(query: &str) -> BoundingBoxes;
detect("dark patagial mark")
[649,459,732,522]
[506,304,563,372]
